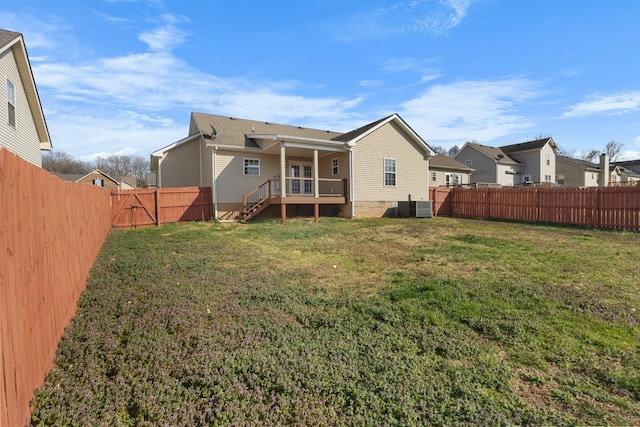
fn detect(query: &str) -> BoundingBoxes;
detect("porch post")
[280,143,287,225]
[313,149,319,198]
[314,204,319,222]
[280,143,287,198]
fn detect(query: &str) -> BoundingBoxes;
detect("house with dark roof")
[429,153,474,187]
[556,156,601,187]
[454,137,558,186]
[55,169,122,190]
[0,29,52,166]
[150,112,435,222]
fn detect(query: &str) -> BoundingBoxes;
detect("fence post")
[154,189,159,226]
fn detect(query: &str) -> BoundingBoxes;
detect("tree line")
[42,151,150,187]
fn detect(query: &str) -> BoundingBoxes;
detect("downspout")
[349,147,355,218]
[212,146,218,220]
[199,138,203,187]
[158,156,163,188]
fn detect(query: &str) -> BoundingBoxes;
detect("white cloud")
[563,91,640,117]
[48,110,185,160]
[399,78,542,144]
[334,0,475,41]
[138,14,189,51]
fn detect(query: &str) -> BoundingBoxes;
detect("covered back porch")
[241,135,352,223]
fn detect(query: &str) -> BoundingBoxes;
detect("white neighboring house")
[0,29,51,166]
[428,153,474,187]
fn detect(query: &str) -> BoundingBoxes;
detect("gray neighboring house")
[453,142,521,186]
[454,137,558,186]
[613,160,640,184]
[0,29,51,166]
[429,153,474,187]
[556,156,601,187]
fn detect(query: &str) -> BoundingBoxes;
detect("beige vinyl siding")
[160,138,201,187]
[318,151,349,179]
[352,121,428,202]
[496,164,520,186]
[0,49,42,166]
[214,151,280,204]
[430,169,471,187]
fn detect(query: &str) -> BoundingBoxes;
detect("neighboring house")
[429,153,474,187]
[119,175,138,189]
[612,161,640,185]
[613,159,640,175]
[454,143,521,186]
[500,137,558,185]
[151,112,435,221]
[56,169,121,190]
[0,29,51,166]
[454,137,558,186]
[556,156,601,187]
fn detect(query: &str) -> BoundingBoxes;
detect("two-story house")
[0,29,51,166]
[454,137,558,186]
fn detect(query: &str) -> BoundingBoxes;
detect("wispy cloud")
[399,78,543,144]
[563,91,640,117]
[333,0,474,41]
[138,14,189,51]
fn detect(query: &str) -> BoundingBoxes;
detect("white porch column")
[212,147,218,220]
[314,149,319,198]
[280,143,286,197]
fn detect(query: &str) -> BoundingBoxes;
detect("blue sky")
[2,0,640,161]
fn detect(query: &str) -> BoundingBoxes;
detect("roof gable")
[0,29,51,150]
[333,113,434,155]
[556,156,600,171]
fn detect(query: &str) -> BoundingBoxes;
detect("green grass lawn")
[31,218,640,426]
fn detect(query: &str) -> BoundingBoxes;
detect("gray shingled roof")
[556,156,600,171]
[429,153,474,171]
[0,29,20,49]
[190,113,342,148]
[500,137,556,154]
[467,143,520,165]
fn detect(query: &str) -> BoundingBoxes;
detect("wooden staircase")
[242,179,276,223]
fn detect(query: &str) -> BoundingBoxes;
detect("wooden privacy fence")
[430,186,640,231]
[0,149,112,427]
[111,187,212,228]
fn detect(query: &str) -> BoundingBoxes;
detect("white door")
[289,162,313,194]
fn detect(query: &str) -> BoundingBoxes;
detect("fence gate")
[111,190,157,228]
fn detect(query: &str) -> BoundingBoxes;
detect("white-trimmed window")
[524,175,532,183]
[332,158,339,176]
[431,171,437,182]
[445,174,451,186]
[544,175,552,183]
[465,159,472,167]
[243,158,260,176]
[7,80,15,127]
[384,158,396,187]
[546,153,551,166]
[92,179,104,187]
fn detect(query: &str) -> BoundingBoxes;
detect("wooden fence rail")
[110,187,212,228]
[0,149,112,427]
[430,186,640,231]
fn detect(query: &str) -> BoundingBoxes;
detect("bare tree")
[41,151,92,174]
[447,145,460,157]
[580,149,600,162]
[430,146,447,155]
[96,155,149,185]
[556,145,575,158]
[605,140,624,162]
